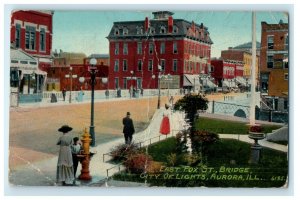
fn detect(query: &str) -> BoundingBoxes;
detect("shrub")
[192,130,219,144]
[124,153,153,173]
[109,143,140,162]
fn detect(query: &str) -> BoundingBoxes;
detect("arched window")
[160,26,166,34]
[114,28,119,35]
[149,27,155,34]
[123,27,128,35]
[173,26,178,33]
[136,26,143,35]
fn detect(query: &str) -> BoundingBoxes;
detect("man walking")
[122,112,135,144]
[62,88,66,101]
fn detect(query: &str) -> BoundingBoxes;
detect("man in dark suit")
[122,112,135,144]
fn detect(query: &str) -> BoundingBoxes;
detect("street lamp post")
[157,65,162,109]
[89,58,97,147]
[130,70,134,98]
[65,67,77,103]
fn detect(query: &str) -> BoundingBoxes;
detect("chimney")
[168,16,173,33]
[145,17,149,32]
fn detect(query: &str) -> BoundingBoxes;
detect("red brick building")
[107,11,213,90]
[211,59,244,88]
[10,10,53,71]
[46,64,109,91]
[260,20,288,111]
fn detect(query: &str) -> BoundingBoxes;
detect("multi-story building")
[106,11,213,91]
[10,10,53,105]
[11,10,53,71]
[211,59,244,89]
[260,20,288,111]
[221,47,259,88]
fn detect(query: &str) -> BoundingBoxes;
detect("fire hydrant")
[78,128,92,180]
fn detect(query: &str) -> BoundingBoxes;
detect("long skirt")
[56,165,75,184]
[160,116,170,135]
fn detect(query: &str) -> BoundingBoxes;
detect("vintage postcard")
[8,9,289,189]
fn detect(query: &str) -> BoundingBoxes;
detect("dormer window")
[149,27,155,34]
[160,26,166,34]
[123,27,128,35]
[136,26,143,35]
[114,28,119,35]
[173,26,178,33]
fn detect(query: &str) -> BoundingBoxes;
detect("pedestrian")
[169,96,174,109]
[105,89,109,99]
[51,89,57,103]
[160,104,171,135]
[62,88,66,101]
[77,87,84,102]
[140,88,144,97]
[71,137,82,178]
[122,112,135,144]
[56,125,75,186]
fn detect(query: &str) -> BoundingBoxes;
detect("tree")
[174,94,208,132]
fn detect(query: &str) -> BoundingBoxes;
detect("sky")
[52,10,288,58]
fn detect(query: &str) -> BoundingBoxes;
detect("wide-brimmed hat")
[58,125,73,133]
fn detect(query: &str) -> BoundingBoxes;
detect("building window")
[10,70,19,87]
[25,26,36,50]
[173,42,178,54]
[115,78,119,89]
[150,27,155,34]
[284,54,288,68]
[210,65,214,72]
[137,26,143,35]
[15,24,21,48]
[123,27,128,35]
[123,78,128,89]
[115,43,119,55]
[114,28,119,35]
[160,26,166,34]
[267,35,274,49]
[173,59,178,72]
[160,42,165,54]
[267,56,273,68]
[138,60,142,71]
[173,26,178,33]
[285,34,289,50]
[284,73,288,80]
[148,59,153,71]
[137,42,142,54]
[40,28,46,52]
[137,78,142,89]
[123,43,128,55]
[114,60,119,72]
[160,59,166,71]
[123,60,128,71]
[284,99,288,110]
[149,43,154,54]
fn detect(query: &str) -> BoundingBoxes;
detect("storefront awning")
[183,74,201,87]
[206,79,217,88]
[236,76,247,86]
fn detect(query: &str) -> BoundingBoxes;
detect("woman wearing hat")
[56,125,75,185]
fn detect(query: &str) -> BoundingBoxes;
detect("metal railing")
[103,129,181,179]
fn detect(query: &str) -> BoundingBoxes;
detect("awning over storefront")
[206,79,217,88]
[236,76,247,86]
[183,74,201,87]
[222,80,230,87]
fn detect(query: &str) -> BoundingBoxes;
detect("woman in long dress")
[56,125,75,185]
[160,104,171,135]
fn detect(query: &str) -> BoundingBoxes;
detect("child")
[71,137,82,177]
